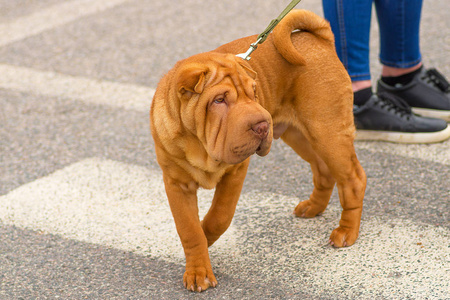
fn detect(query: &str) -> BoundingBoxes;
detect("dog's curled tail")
[273,9,334,65]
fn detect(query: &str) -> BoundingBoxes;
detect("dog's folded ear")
[176,64,208,98]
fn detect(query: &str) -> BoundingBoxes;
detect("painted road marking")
[0,158,448,298]
[0,0,131,47]
[0,64,154,112]
[0,158,235,262]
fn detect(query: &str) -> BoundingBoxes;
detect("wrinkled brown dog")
[150,10,366,292]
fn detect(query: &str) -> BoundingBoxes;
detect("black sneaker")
[353,93,450,143]
[377,67,450,121]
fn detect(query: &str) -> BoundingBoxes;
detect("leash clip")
[236,37,263,61]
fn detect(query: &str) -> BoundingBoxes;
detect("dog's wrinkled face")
[175,53,273,165]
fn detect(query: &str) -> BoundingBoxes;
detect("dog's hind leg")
[201,159,250,247]
[282,125,366,247]
[281,127,336,218]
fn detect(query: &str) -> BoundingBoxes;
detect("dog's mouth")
[255,137,271,157]
[226,137,271,164]
[222,136,272,164]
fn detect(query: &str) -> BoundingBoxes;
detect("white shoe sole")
[412,107,450,122]
[355,124,450,143]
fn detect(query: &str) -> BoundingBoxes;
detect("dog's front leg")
[202,159,250,246]
[163,174,217,292]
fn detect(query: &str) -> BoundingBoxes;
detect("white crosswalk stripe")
[0,158,448,299]
[0,64,154,112]
[0,158,236,263]
[0,0,131,47]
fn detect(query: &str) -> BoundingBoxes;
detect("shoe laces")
[376,92,413,119]
[422,68,450,93]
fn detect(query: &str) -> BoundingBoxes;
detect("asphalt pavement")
[0,0,449,299]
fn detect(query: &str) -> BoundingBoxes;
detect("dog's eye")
[214,97,225,104]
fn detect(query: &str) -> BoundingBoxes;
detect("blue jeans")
[322,0,423,81]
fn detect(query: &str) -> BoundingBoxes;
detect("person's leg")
[322,0,373,109]
[322,0,373,87]
[376,0,423,81]
[375,0,422,71]
[375,0,450,121]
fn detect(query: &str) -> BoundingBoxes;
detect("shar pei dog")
[150,9,366,292]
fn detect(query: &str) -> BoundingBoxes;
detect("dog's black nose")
[251,121,269,139]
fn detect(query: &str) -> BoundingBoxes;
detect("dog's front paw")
[183,266,217,292]
[329,226,358,248]
[293,200,325,218]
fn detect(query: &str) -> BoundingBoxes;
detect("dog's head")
[174,52,273,165]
